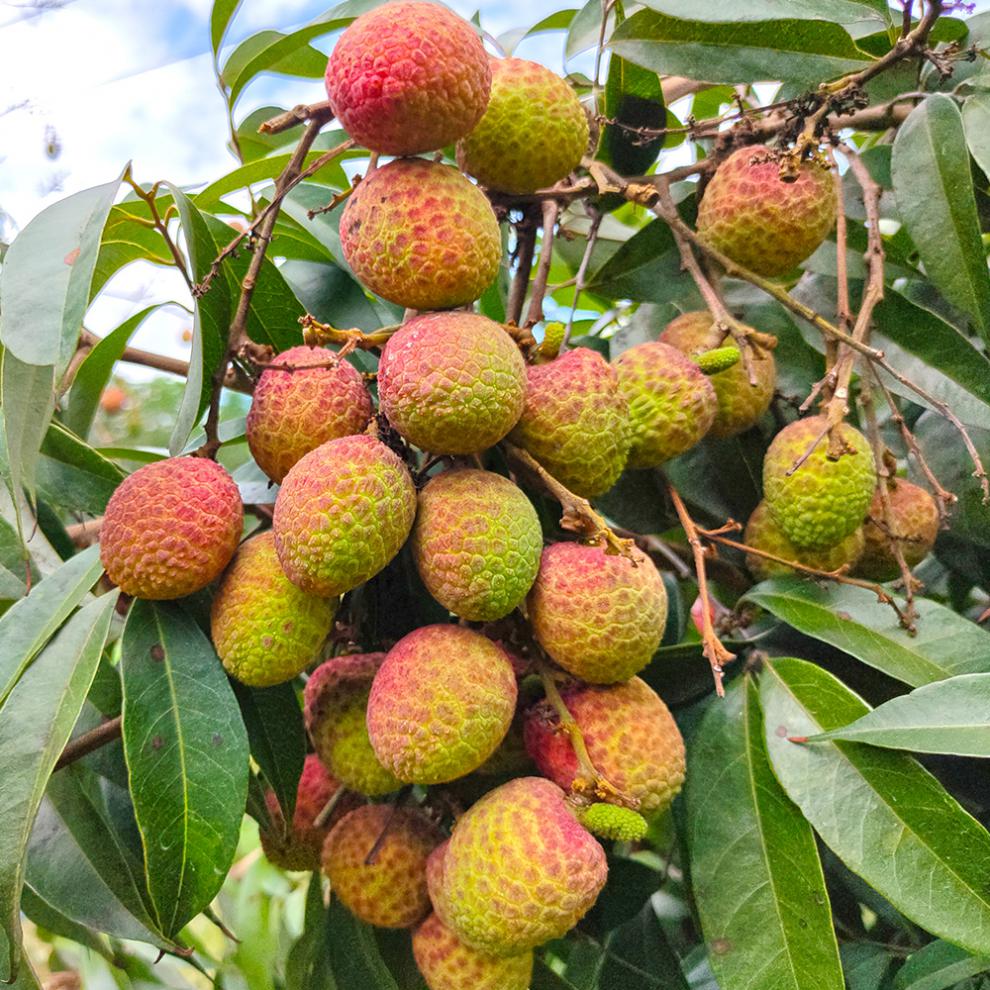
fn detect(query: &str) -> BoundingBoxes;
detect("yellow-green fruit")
[763,416,877,550]
[744,500,864,581]
[340,159,501,310]
[660,311,776,438]
[457,57,589,194]
[211,531,336,687]
[304,653,402,797]
[413,913,534,990]
[855,479,940,580]
[412,469,541,621]
[437,777,607,956]
[577,804,649,842]
[273,434,416,597]
[613,342,717,467]
[323,805,442,929]
[509,347,631,498]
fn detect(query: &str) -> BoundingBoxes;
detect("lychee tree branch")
[524,199,561,327]
[54,716,122,772]
[506,204,540,327]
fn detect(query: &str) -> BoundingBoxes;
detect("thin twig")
[55,717,122,771]
[506,205,539,327]
[259,101,334,136]
[524,199,561,327]
[122,171,193,291]
[563,210,602,350]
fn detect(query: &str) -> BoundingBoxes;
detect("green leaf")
[566,0,616,60]
[761,657,990,958]
[610,12,872,88]
[286,873,337,990]
[92,202,176,299]
[841,944,894,990]
[597,902,690,990]
[498,10,577,57]
[0,591,118,982]
[598,54,666,176]
[892,95,990,342]
[639,0,890,25]
[21,886,109,959]
[744,578,990,687]
[800,672,990,756]
[211,0,243,54]
[894,940,990,990]
[533,960,582,990]
[962,93,990,178]
[326,895,399,989]
[37,421,127,515]
[120,600,249,936]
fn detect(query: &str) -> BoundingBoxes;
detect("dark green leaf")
[894,940,990,990]
[20,886,109,958]
[37,421,126,515]
[533,960,582,990]
[326,895,399,989]
[586,858,661,935]
[286,872,337,990]
[599,55,665,176]
[281,260,387,332]
[841,943,895,990]
[597,902,689,990]
[637,0,890,24]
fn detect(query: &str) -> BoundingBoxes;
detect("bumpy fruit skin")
[744,500,864,581]
[367,626,517,784]
[856,479,939,580]
[613,342,717,467]
[660,311,776,438]
[340,160,501,311]
[413,913,534,990]
[457,57,589,195]
[323,805,442,929]
[763,416,877,550]
[696,144,837,277]
[304,653,402,797]
[259,754,359,871]
[273,435,416,597]
[412,470,541,621]
[509,348,631,497]
[211,531,336,687]
[324,2,490,156]
[378,313,525,455]
[528,542,667,684]
[246,346,372,483]
[438,777,607,956]
[101,456,242,600]
[578,803,649,842]
[525,677,685,815]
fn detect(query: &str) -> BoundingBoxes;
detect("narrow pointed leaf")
[211,0,243,54]
[894,940,990,989]
[326,896,399,990]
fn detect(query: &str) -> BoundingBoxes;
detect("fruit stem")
[524,199,561,328]
[300,315,401,352]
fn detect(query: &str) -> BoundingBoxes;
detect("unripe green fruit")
[211,531,336,687]
[378,313,526,455]
[246,345,372,484]
[304,653,402,797]
[324,2,491,156]
[340,159,501,310]
[696,347,742,375]
[855,479,939,580]
[660,311,776,439]
[697,144,837,277]
[577,803,649,842]
[744,500,864,581]
[528,542,668,684]
[763,416,877,550]
[613,341,717,467]
[412,469,542,621]
[273,434,416,597]
[457,57,589,194]
[509,347,631,498]
[100,456,242,600]
[323,805,442,929]
[367,626,518,785]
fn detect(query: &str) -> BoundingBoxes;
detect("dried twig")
[54,717,122,772]
[524,200,561,327]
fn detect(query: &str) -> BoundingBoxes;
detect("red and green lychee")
[856,479,939,580]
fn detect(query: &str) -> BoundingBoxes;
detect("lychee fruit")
[323,804,442,929]
[340,159,501,311]
[304,653,402,797]
[412,469,542,621]
[527,542,667,684]
[246,346,372,484]
[100,456,242,600]
[273,434,416,597]
[576,803,649,842]
[763,416,877,550]
[508,347,631,497]
[378,312,526,454]
[367,625,518,784]
[413,913,534,990]
[211,531,336,687]
[258,754,359,872]
[696,144,837,277]
[613,342,717,467]
[437,777,607,956]
[660,311,776,438]
[457,57,589,195]
[324,2,491,156]
[744,500,864,581]
[855,479,939,580]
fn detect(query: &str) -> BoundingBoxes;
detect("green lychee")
[211,531,336,687]
[508,347,631,497]
[378,313,526,455]
[576,804,649,842]
[613,341,717,467]
[273,434,416,597]
[696,144,837,277]
[457,57,589,194]
[100,456,242,600]
[367,625,518,785]
[340,159,501,310]
[763,416,877,550]
[412,469,542,621]
[855,479,939,580]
